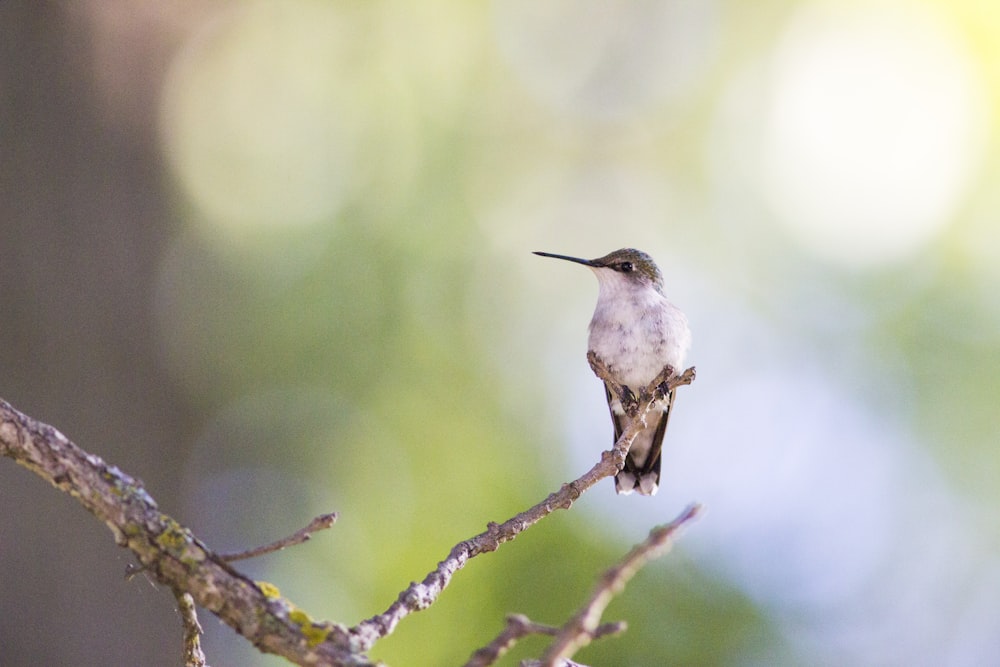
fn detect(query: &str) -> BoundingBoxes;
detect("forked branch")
[348,360,697,650]
[0,356,697,666]
[539,504,701,666]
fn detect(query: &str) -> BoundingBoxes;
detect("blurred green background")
[2,1,999,665]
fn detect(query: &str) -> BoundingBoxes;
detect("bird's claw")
[654,380,671,401]
[620,385,640,417]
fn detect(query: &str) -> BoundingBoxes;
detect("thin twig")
[347,361,696,650]
[464,614,553,667]
[220,512,339,562]
[176,591,208,667]
[122,511,338,583]
[538,504,702,666]
[464,614,624,667]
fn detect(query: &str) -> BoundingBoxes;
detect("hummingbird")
[534,248,691,496]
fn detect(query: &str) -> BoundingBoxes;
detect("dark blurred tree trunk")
[0,3,197,665]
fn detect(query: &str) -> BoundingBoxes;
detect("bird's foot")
[654,381,670,401]
[647,364,697,399]
[587,350,611,380]
[646,364,674,401]
[588,351,640,416]
[676,366,697,386]
[619,385,639,417]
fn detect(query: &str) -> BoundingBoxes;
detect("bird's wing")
[639,389,673,482]
[611,385,677,493]
[604,383,626,445]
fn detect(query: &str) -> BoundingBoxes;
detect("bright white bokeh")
[760,2,988,268]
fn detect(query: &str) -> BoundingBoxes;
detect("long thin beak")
[533,251,599,267]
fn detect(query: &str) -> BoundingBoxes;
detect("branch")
[348,362,697,650]
[0,398,371,667]
[463,614,623,667]
[539,504,702,666]
[464,614,556,667]
[587,352,695,418]
[177,591,208,667]
[463,504,699,667]
[220,513,339,562]
[0,358,697,665]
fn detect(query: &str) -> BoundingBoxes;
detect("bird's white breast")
[587,277,690,393]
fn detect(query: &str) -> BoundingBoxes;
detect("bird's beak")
[533,251,600,267]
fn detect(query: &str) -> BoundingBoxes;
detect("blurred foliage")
[4,1,1000,666]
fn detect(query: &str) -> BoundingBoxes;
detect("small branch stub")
[220,513,339,562]
[177,591,208,667]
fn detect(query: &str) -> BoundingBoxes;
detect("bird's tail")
[613,392,672,496]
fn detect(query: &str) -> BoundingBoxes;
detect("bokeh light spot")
[492,0,719,121]
[160,1,357,238]
[761,3,988,268]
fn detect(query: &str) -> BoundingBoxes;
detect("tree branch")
[463,614,623,667]
[347,362,696,650]
[464,614,557,667]
[0,398,371,667]
[0,359,696,666]
[177,591,209,667]
[539,504,702,666]
[220,513,339,562]
[462,504,700,667]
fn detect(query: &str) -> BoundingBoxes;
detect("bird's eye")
[620,261,634,272]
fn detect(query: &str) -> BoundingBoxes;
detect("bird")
[534,248,691,495]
